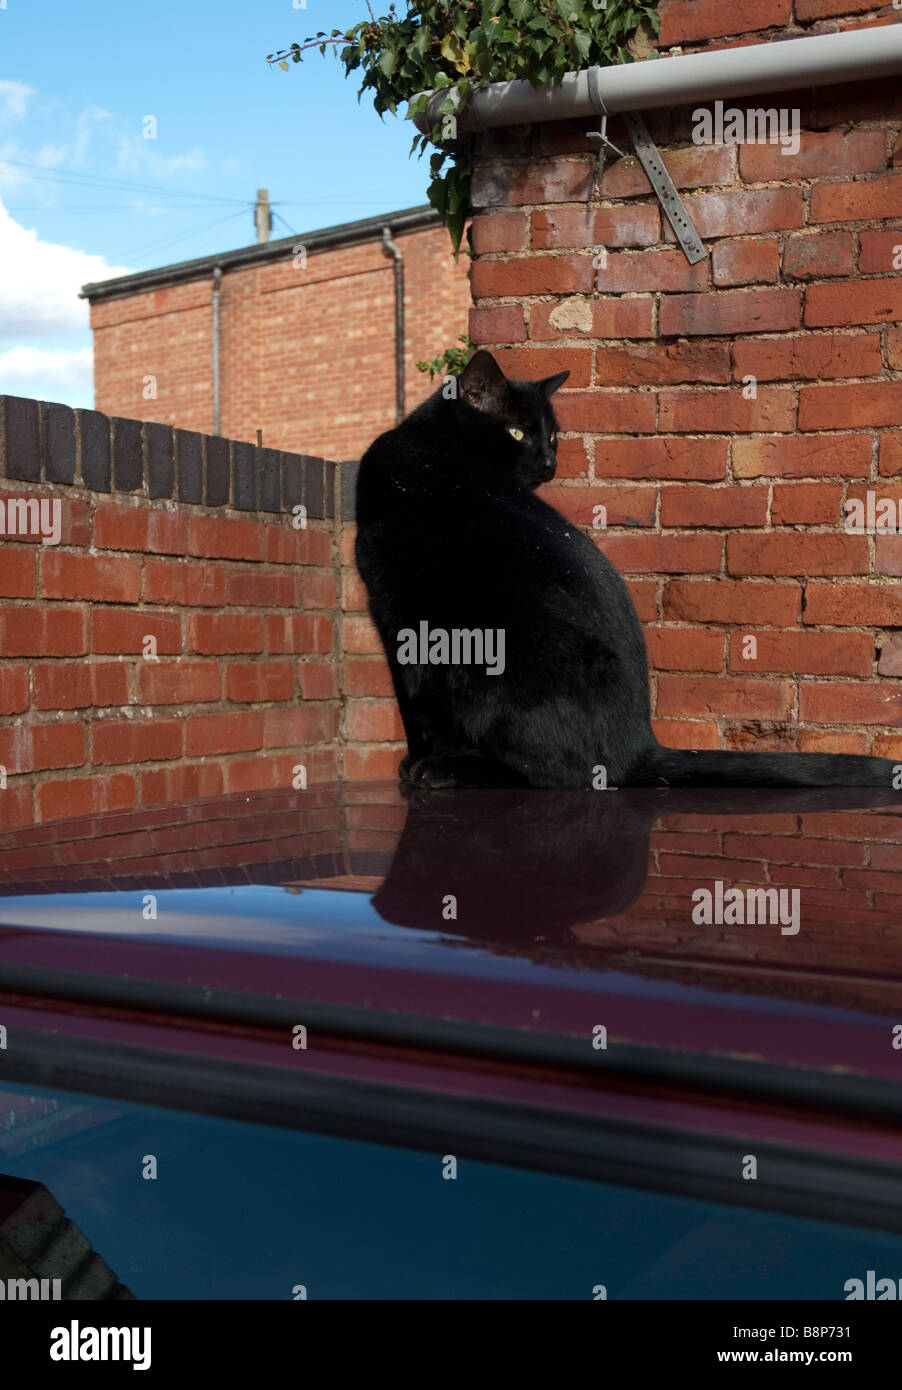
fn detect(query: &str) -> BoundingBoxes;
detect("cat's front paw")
[408,756,465,789]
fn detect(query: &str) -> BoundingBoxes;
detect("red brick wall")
[90,222,472,463]
[0,396,340,830]
[457,0,902,763]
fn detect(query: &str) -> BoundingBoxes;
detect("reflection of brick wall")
[0,398,339,829]
[88,216,472,464]
[462,1,902,763]
[1,784,898,1019]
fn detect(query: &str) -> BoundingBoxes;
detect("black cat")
[355,350,898,791]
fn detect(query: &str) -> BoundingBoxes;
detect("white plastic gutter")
[413,25,902,134]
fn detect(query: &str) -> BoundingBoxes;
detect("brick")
[34,662,128,712]
[772,483,844,525]
[299,571,337,609]
[40,552,140,604]
[187,514,266,561]
[670,189,804,242]
[660,485,768,528]
[647,627,724,672]
[727,533,869,576]
[740,129,886,182]
[493,346,591,388]
[0,723,85,774]
[37,773,136,823]
[532,205,661,250]
[729,630,874,676]
[626,579,658,622]
[544,484,657,528]
[555,438,590,478]
[879,635,902,677]
[656,675,794,721]
[805,279,902,328]
[0,666,29,714]
[146,421,174,498]
[556,391,657,434]
[0,547,35,598]
[469,305,526,345]
[799,382,902,430]
[594,340,729,386]
[471,160,593,208]
[858,230,902,274]
[652,719,719,750]
[184,711,264,756]
[797,0,884,16]
[298,660,340,700]
[225,566,296,607]
[471,212,527,254]
[1,607,87,657]
[596,248,708,294]
[659,0,790,43]
[94,501,187,555]
[802,583,902,628]
[225,661,296,703]
[2,396,40,481]
[141,557,226,607]
[176,430,203,504]
[810,174,902,223]
[111,416,143,492]
[42,402,76,484]
[711,238,780,287]
[0,785,33,829]
[733,433,870,479]
[188,613,265,655]
[92,610,181,655]
[601,145,733,199]
[877,535,902,576]
[136,660,221,704]
[658,386,795,433]
[528,297,655,340]
[660,289,801,337]
[597,533,723,574]
[267,613,333,654]
[471,255,593,298]
[140,762,223,807]
[799,681,902,726]
[733,333,881,382]
[93,718,182,765]
[783,232,854,280]
[343,660,393,698]
[344,701,405,743]
[664,579,801,625]
[77,410,111,492]
[595,437,727,480]
[344,746,403,779]
[880,433,902,477]
[263,704,338,749]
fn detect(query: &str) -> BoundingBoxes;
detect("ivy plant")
[416,333,476,378]
[268,2,660,254]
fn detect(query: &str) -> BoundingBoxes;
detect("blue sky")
[0,1,431,406]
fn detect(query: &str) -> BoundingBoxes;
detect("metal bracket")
[621,111,707,265]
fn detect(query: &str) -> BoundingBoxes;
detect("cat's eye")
[508,427,524,441]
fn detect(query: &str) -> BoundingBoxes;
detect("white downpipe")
[413,26,902,133]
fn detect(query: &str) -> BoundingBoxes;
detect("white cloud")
[0,81,36,122]
[0,344,93,407]
[0,200,131,342]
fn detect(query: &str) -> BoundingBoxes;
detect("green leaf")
[378,47,398,77]
[573,28,592,60]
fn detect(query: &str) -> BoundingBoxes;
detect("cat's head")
[456,350,569,488]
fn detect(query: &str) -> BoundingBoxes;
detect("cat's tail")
[630,745,899,790]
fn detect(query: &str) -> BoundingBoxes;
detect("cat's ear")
[459,350,510,414]
[539,370,570,398]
